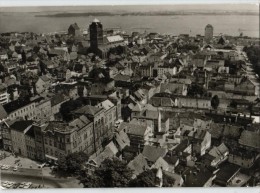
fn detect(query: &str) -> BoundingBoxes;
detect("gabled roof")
[114,130,130,150]
[163,171,183,186]
[39,75,50,82]
[239,130,260,149]
[142,145,168,163]
[209,143,229,158]
[120,122,148,136]
[127,153,149,177]
[163,155,179,166]
[151,157,169,171]
[10,120,34,132]
[223,125,242,139]
[96,99,114,110]
[51,94,68,106]
[92,142,118,167]
[69,23,80,30]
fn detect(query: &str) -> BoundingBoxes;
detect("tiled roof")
[10,120,34,132]
[127,153,149,177]
[92,142,118,167]
[142,145,168,163]
[74,105,102,116]
[69,23,80,30]
[115,130,130,150]
[51,94,68,106]
[96,99,114,110]
[106,35,124,43]
[239,130,260,149]
[151,157,169,171]
[121,122,148,136]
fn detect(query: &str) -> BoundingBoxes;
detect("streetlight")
[40,165,45,188]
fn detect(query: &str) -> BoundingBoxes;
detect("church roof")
[106,35,124,43]
[205,24,213,28]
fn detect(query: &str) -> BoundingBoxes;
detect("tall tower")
[89,18,103,51]
[204,24,213,44]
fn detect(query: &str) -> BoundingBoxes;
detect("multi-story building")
[0,85,9,105]
[34,97,52,122]
[32,124,46,161]
[119,122,153,152]
[177,96,211,110]
[50,94,70,120]
[3,99,36,121]
[73,105,105,153]
[9,120,34,157]
[42,115,94,162]
[96,99,117,140]
[1,120,14,151]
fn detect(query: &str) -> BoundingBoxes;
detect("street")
[1,168,83,188]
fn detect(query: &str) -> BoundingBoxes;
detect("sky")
[0,1,259,13]
[0,0,259,7]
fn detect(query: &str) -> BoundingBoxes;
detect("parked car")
[18,182,26,188]
[12,183,20,189]
[23,182,32,189]
[13,166,18,171]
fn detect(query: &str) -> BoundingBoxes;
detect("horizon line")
[0,2,259,7]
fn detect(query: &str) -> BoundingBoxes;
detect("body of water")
[0,12,259,37]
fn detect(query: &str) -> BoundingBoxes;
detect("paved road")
[1,168,83,188]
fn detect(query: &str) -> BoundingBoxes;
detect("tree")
[211,95,219,109]
[129,169,157,187]
[57,152,89,176]
[60,99,83,121]
[187,83,207,97]
[79,157,133,187]
[21,50,26,64]
[129,168,175,187]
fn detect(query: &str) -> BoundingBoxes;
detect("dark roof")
[121,122,148,136]
[163,155,179,165]
[3,98,31,114]
[10,120,34,132]
[184,166,214,187]
[51,94,68,106]
[142,145,168,162]
[25,126,35,138]
[69,23,80,30]
[216,163,240,183]
[171,139,190,153]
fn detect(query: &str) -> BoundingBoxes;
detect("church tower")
[89,18,103,51]
[204,24,213,44]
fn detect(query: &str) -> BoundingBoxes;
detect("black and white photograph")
[0,0,259,190]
